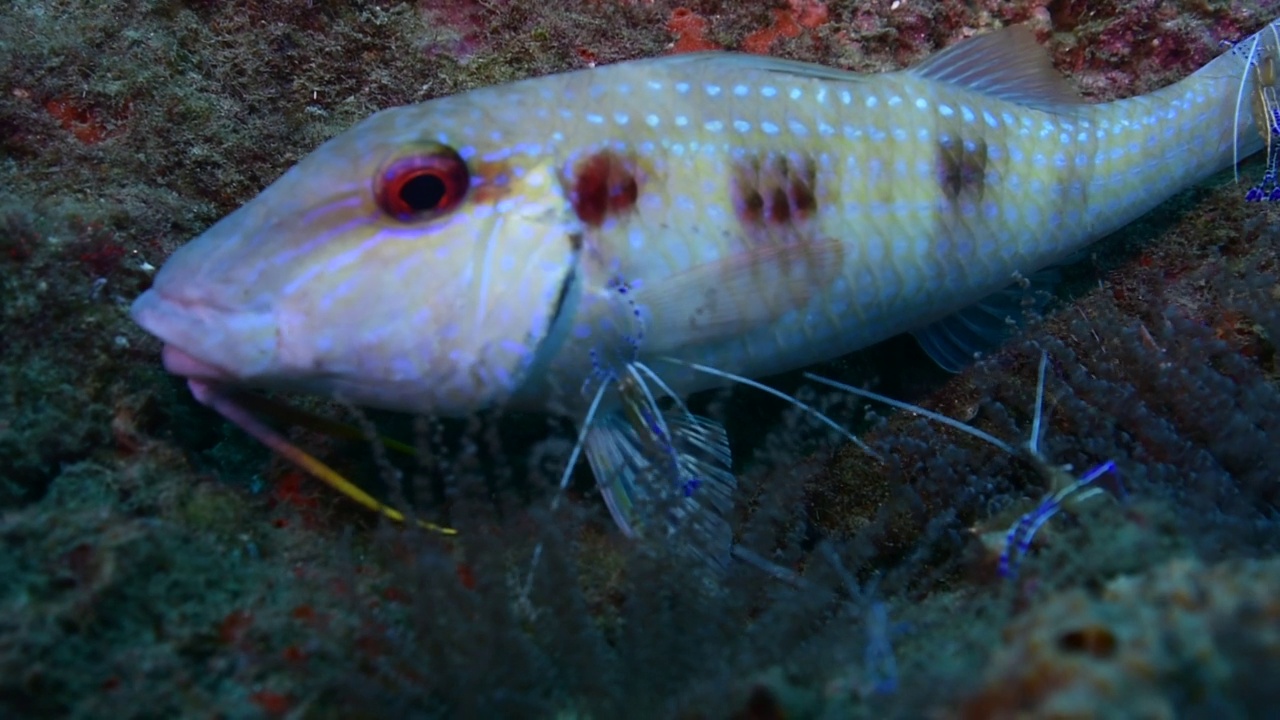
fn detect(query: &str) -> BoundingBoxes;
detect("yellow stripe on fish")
[131,22,1280,567]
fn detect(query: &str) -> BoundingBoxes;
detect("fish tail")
[1077,20,1280,236]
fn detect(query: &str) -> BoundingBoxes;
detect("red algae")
[422,1,492,59]
[42,96,125,145]
[742,9,802,54]
[249,690,292,717]
[743,1,831,54]
[667,7,720,54]
[791,0,831,30]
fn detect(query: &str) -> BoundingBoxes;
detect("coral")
[954,556,1280,718]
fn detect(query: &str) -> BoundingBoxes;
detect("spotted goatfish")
[131,22,1280,565]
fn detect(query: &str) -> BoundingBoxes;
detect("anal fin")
[911,267,1059,372]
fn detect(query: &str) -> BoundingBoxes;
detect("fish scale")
[130,22,1280,563]
[518,46,1256,390]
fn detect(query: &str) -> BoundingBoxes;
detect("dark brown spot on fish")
[731,150,819,228]
[741,189,765,221]
[570,150,641,227]
[725,150,840,322]
[767,187,790,224]
[937,135,988,202]
[790,180,817,217]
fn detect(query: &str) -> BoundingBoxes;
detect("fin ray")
[909,25,1083,109]
[910,268,1059,372]
[640,51,869,85]
[643,239,847,349]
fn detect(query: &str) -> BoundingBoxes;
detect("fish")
[130,21,1280,566]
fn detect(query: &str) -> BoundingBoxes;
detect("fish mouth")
[159,343,233,382]
[130,287,278,384]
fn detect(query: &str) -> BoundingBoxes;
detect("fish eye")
[375,144,470,221]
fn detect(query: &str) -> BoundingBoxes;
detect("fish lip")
[160,343,233,382]
[130,286,276,383]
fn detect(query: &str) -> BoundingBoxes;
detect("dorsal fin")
[641,51,870,85]
[909,25,1084,108]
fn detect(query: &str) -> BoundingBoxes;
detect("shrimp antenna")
[520,378,611,602]
[802,372,1018,456]
[551,379,612,506]
[657,356,880,459]
[1232,32,1262,184]
[1028,350,1049,456]
[631,360,694,420]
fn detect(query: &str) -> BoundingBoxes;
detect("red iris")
[376,145,470,221]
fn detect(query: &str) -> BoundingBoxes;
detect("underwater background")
[3,0,1280,717]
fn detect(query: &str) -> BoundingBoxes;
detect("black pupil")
[399,172,447,211]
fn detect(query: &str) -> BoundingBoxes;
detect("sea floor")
[2,1,1280,718]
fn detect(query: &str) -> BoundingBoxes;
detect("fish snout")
[130,286,279,385]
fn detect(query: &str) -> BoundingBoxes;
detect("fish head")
[131,88,588,415]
